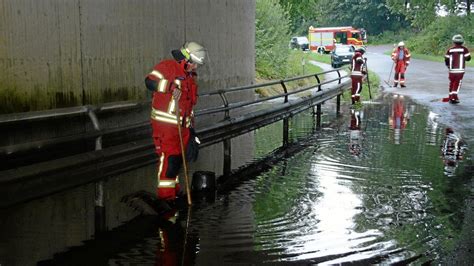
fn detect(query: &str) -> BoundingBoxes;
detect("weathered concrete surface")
[0,0,255,113]
[0,2,256,265]
[366,45,474,264]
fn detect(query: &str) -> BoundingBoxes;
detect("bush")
[408,16,473,56]
[255,0,291,79]
[369,30,417,46]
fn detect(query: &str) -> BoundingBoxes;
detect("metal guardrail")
[0,67,351,209]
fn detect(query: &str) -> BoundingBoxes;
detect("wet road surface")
[39,94,473,265]
[366,45,474,145]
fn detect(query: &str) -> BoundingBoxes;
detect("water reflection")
[349,109,363,157]
[154,209,196,266]
[388,94,409,145]
[40,95,472,265]
[441,128,467,177]
[426,111,440,146]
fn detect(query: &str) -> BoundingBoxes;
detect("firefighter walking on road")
[445,34,471,104]
[144,42,206,203]
[350,47,367,105]
[391,41,411,88]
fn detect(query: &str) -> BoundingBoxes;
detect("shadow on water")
[38,94,472,265]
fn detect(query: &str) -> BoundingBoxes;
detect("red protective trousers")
[394,61,408,85]
[448,72,464,101]
[152,121,190,201]
[351,76,363,104]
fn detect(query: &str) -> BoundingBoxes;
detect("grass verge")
[256,50,323,97]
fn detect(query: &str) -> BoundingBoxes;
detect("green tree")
[384,0,464,30]
[408,16,474,55]
[309,0,408,35]
[256,0,291,78]
[278,0,320,34]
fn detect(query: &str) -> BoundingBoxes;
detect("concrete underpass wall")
[0,0,255,112]
[0,0,256,178]
[0,1,255,265]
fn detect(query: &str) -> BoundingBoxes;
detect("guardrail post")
[316,75,323,129]
[316,104,322,129]
[87,107,106,234]
[336,94,341,116]
[223,139,232,176]
[219,92,232,176]
[281,81,290,147]
[314,74,321,91]
[336,70,342,117]
[283,118,290,147]
[218,91,230,122]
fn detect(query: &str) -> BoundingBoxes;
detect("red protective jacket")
[146,59,198,136]
[391,47,411,64]
[445,44,471,73]
[350,51,365,77]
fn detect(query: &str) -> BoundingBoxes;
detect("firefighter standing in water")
[145,42,206,203]
[445,34,471,104]
[391,41,411,88]
[350,47,366,105]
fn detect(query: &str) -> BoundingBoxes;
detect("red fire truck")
[308,26,366,53]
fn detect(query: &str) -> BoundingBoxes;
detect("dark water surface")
[40,94,473,265]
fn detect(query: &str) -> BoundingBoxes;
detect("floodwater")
[39,94,472,265]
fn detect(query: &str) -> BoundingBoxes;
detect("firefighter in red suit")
[445,34,471,104]
[391,41,411,88]
[350,47,366,105]
[145,42,207,202]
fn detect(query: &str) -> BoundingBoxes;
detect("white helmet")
[181,42,207,65]
[398,41,405,47]
[355,47,366,54]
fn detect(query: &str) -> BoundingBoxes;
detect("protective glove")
[186,128,200,162]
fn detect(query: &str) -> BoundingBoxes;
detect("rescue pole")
[175,103,192,205]
[385,43,397,86]
[385,61,395,86]
[364,58,372,100]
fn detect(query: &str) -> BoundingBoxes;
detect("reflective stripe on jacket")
[445,45,471,73]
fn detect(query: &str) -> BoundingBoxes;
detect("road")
[366,45,474,145]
